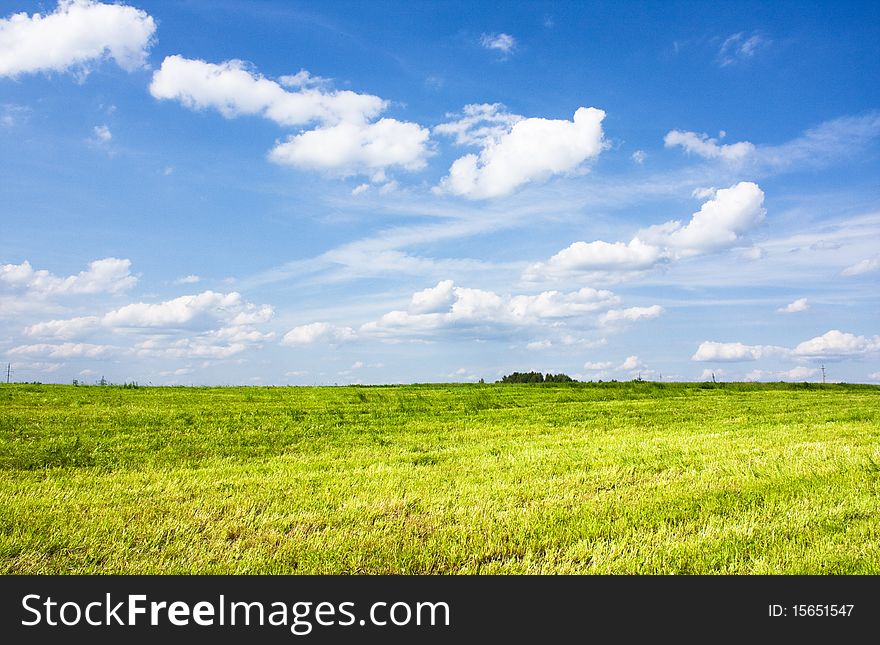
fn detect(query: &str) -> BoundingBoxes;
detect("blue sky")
[1,0,878,385]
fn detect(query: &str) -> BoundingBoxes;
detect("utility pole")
[821,364,826,385]
[5,363,10,384]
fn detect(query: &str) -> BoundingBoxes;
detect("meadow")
[1,381,878,574]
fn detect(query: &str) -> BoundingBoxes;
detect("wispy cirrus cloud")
[717,31,770,66]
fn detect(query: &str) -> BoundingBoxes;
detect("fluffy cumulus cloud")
[599,305,664,327]
[150,55,430,179]
[435,106,607,199]
[289,280,658,345]
[619,355,642,371]
[0,0,156,78]
[8,342,115,358]
[150,56,384,126]
[16,289,275,361]
[25,316,100,339]
[691,341,784,362]
[268,118,430,176]
[0,257,136,297]
[281,322,355,346]
[640,181,766,256]
[792,330,880,358]
[524,238,665,282]
[526,181,766,282]
[778,298,809,314]
[409,279,456,314]
[101,291,271,329]
[693,330,879,364]
[664,130,755,162]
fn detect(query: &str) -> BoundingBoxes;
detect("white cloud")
[351,183,370,196]
[793,330,880,358]
[480,32,516,54]
[268,118,430,176]
[584,361,613,370]
[778,298,809,314]
[757,112,880,171]
[24,316,99,339]
[410,279,456,314]
[17,289,275,363]
[434,103,523,147]
[692,341,784,362]
[174,274,201,285]
[640,181,766,255]
[0,257,136,297]
[869,372,880,382]
[525,181,766,283]
[102,291,262,329]
[278,69,331,89]
[11,361,64,373]
[136,337,247,360]
[1,103,30,127]
[744,366,819,382]
[150,55,430,178]
[525,238,665,280]
[8,342,115,358]
[599,305,664,327]
[631,150,646,164]
[739,245,765,260]
[436,107,607,199]
[93,124,111,142]
[691,187,716,200]
[0,0,156,78]
[507,288,619,319]
[664,130,755,162]
[619,355,642,371]
[526,340,552,350]
[561,336,606,348]
[356,281,620,340]
[718,32,769,66]
[841,257,880,276]
[159,367,194,377]
[150,55,384,127]
[693,330,880,366]
[281,322,356,346]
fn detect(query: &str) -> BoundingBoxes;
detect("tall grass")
[1,382,878,573]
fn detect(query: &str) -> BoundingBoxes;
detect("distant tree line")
[498,372,575,383]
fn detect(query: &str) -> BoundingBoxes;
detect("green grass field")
[1,381,878,574]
